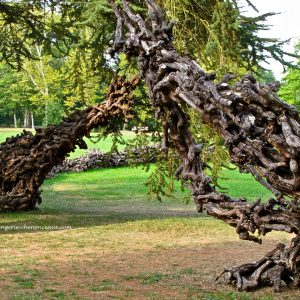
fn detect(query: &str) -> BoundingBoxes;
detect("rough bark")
[0,76,139,211]
[108,0,300,291]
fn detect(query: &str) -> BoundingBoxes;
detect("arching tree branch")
[0,76,139,211]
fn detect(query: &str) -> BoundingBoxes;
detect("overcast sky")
[241,0,300,79]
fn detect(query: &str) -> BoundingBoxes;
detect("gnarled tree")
[1,0,300,292]
[108,0,300,291]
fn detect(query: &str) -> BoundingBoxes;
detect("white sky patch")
[241,0,300,79]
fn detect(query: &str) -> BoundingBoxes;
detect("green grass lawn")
[0,128,33,144]
[0,167,291,299]
[0,128,293,300]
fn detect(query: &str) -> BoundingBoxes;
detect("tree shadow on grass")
[0,192,203,234]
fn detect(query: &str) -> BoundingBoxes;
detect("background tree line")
[0,0,298,129]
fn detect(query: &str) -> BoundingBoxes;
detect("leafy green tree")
[0,0,297,76]
[0,0,78,68]
[0,63,37,127]
[60,47,106,113]
[279,42,300,108]
[23,45,63,126]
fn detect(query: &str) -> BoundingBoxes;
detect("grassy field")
[0,129,297,299]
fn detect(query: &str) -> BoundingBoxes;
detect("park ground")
[0,128,299,300]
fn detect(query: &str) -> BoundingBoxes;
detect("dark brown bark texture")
[109,0,300,291]
[0,76,139,211]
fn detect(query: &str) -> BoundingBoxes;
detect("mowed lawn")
[0,128,297,300]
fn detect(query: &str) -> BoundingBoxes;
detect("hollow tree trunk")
[0,76,139,211]
[108,0,300,291]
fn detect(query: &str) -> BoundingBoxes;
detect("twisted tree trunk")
[0,76,139,211]
[1,0,300,291]
[109,0,300,291]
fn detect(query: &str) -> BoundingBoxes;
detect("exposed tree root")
[218,236,300,291]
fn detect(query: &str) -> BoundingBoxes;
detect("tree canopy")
[0,0,297,126]
[0,0,297,71]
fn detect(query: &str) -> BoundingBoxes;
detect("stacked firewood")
[48,146,158,177]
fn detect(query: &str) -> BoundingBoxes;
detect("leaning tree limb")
[109,0,300,291]
[0,76,139,211]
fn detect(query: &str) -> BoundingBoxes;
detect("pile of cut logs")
[48,146,158,177]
